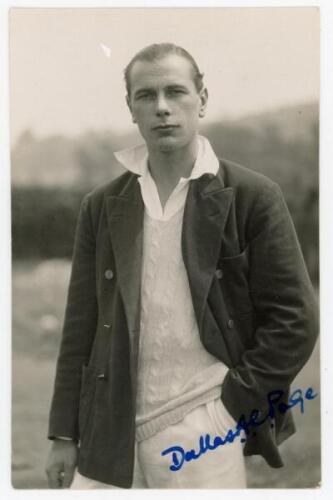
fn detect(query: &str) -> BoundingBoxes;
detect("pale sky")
[9,7,319,143]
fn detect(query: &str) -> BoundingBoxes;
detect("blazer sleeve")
[221,181,319,421]
[47,193,98,441]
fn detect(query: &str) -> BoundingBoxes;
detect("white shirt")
[114,135,219,221]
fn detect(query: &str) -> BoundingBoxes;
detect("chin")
[152,136,186,153]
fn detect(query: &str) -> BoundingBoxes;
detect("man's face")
[126,54,208,153]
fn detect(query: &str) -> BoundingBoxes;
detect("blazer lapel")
[182,170,234,332]
[105,176,143,384]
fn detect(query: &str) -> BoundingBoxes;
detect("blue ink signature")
[161,387,317,472]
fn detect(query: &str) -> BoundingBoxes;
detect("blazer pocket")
[218,246,252,314]
[218,245,249,268]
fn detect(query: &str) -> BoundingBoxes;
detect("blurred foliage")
[11,129,126,189]
[12,188,84,259]
[11,101,319,283]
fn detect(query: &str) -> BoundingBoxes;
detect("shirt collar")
[113,135,219,181]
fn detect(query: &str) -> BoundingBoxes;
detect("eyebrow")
[166,84,189,92]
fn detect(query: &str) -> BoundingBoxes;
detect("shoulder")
[74,171,138,234]
[217,158,289,239]
[88,170,137,200]
[219,158,278,192]
[80,170,137,210]
[218,157,284,207]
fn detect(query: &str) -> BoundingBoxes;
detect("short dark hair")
[124,43,204,96]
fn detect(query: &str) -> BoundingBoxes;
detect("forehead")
[129,54,196,92]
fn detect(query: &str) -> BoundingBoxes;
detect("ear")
[198,87,208,118]
[126,94,137,123]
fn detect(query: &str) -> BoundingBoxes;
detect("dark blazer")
[48,158,318,487]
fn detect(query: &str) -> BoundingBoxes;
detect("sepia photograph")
[9,6,320,490]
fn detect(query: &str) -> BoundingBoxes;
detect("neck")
[147,137,199,190]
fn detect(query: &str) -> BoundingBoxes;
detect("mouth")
[153,124,179,131]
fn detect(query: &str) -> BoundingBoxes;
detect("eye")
[136,92,155,100]
[168,88,185,95]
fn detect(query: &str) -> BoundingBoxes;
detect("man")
[45,43,318,489]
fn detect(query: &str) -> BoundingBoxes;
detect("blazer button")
[103,323,111,328]
[104,269,114,280]
[215,268,223,279]
[227,319,234,329]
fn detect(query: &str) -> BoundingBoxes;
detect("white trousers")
[71,396,247,489]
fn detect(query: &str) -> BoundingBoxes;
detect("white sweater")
[114,136,229,441]
[135,207,228,441]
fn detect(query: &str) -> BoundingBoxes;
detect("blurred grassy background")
[11,101,320,488]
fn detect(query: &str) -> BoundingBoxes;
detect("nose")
[155,92,170,116]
